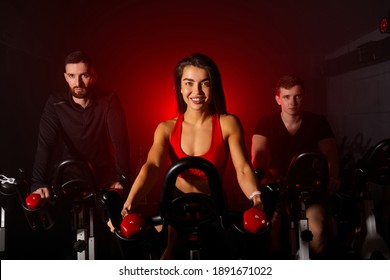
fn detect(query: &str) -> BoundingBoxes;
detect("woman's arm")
[122,120,173,216]
[222,114,263,209]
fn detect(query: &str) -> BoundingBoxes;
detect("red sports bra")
[168,114,229,180]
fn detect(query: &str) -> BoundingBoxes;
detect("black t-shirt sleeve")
[30,96,61,192]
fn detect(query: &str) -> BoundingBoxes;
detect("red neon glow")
[380,17,389,33]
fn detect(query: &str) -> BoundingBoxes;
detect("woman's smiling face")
[180,65,212,112]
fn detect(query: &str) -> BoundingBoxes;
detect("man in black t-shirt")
[251,74,340,258]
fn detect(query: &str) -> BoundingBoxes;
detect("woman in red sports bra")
[118,53,263,258]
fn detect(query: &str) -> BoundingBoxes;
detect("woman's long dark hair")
[174,53,227,115]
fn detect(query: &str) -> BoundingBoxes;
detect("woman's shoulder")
[219,113,241,125]
[218,114,243,136]
[155,117,178,135]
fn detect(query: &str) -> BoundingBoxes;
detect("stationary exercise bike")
[0,168,36,258]
[104,156,228,260]
[353,138,390,259]
[102,188,165,260]
[0,173,19,256]
[20,159,98,259]
[160,156,229,259]
[0,176,14,256]
[104,156,273,260]
[284,151,330,260]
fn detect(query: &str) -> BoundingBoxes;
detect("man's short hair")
[275,74,304,96]
[64,51,93,67]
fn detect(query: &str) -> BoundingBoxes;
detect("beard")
[70,86,90,99]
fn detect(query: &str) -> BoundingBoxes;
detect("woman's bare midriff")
[175,176,211,195]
